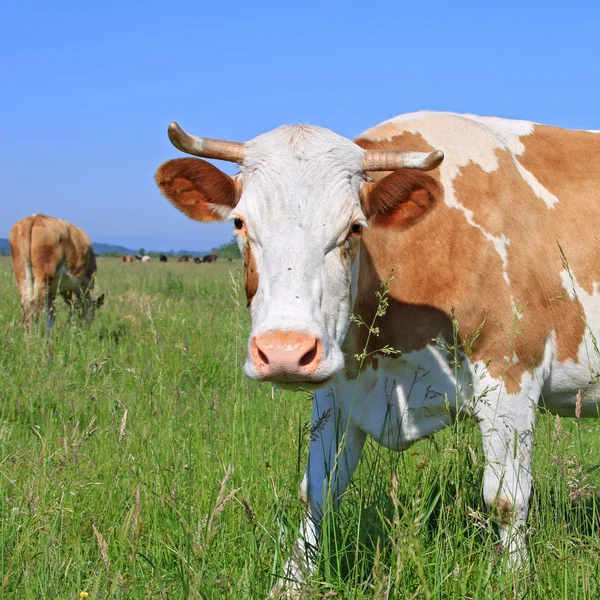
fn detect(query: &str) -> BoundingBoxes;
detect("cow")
[227,257,233,263]
[177,255,189,263]
[202,254,218,263]
[193,256,202,264]
[159,254,168,262]
[9,214,104,335]
[121,254,135,262]
[141,255,151,263]
[155,112,600,589]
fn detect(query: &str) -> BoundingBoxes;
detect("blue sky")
[1,1,599,252]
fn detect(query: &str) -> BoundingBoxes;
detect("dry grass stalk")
[93,521,111,573]
[201,466,241,551]
[119,409,128,442]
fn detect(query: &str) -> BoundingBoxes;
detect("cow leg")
[475,380,539,566]
[61,291,75,323]
[45,291,57,337]
[277,387,366,593]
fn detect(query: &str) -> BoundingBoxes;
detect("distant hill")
[93,242,138,256]
[0,237,241,259]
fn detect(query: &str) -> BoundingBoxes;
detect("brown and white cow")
[10,214,104,334]
[155,112,600,587]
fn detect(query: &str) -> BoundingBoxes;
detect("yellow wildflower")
[80,593,89,599]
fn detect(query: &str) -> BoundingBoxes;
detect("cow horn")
[361,149,444,172]
[168,122,245,164]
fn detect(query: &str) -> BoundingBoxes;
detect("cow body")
[9,214,103,333]
[156,111,600,589]
[159,254,168,262]
[202,254,218,263]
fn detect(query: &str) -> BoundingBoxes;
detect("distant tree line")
[92,237,242,259]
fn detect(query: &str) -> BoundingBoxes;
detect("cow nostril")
[256,346,269,365]
[299,340,318,367]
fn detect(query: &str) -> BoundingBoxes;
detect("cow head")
[156,122,443,388]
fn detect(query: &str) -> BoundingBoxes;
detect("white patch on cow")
[22,260,34,306]
[235,125,366,381]
[543,270,600,416]
[513,160,559,208]
[335,347,473,450]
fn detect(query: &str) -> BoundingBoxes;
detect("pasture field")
[1,255,600,599]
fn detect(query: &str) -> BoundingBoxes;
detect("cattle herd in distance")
[120,252,223,263]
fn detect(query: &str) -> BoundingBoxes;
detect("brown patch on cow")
[451,148,593,377]
[243,242,259,307]
[346,124,600,393]
[518,125,600,297]
[9,214,99,323]
[495,497,514,523]
[155,158,240,222]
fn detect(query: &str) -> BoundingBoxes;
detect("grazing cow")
[202,254,217,263]
[155,112,600,587]
[141,255,151,263]
[121,254,135,262]
[9,214,104,334]
[193,256,202,264]
[227,257,233,263]
[177,255,189,263]
[159,254,168,262]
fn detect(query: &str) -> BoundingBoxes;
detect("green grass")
[1,256,600,599]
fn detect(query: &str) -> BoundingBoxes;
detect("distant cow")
[159,254,168,262]
[202,254,218,263]
[227,257,233,263]
[135,255,142,261]
[193,256,202,264]
[141,255,151,263]
[121,254,135,262]
[9,214,104,334]
[177,255,189,263]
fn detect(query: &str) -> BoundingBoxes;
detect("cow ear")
[361,170,442,229]
[155,157,241,222]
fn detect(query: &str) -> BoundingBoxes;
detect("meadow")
[1,256,599,599]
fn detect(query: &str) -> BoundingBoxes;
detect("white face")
[233,125,367,387]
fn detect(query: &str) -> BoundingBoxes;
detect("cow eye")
[350,223,362,235]
[234,218,244,230]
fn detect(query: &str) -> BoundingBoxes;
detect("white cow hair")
[231,125,367,382]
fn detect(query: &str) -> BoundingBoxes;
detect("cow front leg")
[45,291,57,338]
[476,383,538,566]
[277,387,366,594]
